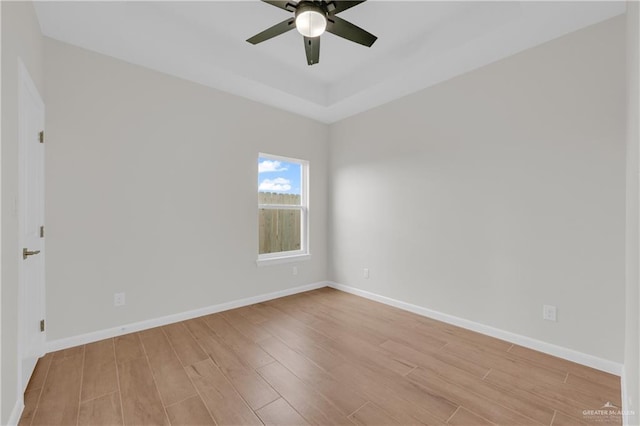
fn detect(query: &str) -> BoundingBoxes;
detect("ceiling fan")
[246,1,377,66]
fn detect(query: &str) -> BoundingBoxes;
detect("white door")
[18,59,46,392]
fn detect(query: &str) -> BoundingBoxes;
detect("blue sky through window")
[258,157,301,195]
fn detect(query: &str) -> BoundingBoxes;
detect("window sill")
[256,253,311,267]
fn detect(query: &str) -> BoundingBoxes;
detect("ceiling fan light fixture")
[295,6,327,38]
[247,0,377,66]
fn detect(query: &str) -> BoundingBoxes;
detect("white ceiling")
[34,1,625,123]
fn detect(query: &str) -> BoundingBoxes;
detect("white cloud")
[259,177,291,192]
[259,160,287,173]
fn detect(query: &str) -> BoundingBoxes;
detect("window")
[257,154,309,263]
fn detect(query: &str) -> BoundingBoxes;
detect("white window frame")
[257,153,310,266]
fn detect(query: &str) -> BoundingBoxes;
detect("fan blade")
[303,36,320,65]
[247,18,296,44]
[326,15,376,47]
[327,1,366,15]
[262,1,297,12]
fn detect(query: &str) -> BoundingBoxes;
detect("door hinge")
[39,131,44,144]
[40,319,45,332]
[40,226,44,238]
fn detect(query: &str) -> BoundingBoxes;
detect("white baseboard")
[46,281,327,352]
[7,398,24,426]
[45,280,622,377]
[327,282,623,376]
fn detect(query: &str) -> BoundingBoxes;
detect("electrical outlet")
[543,305,557,322]
[114,292,126,307]
[363,268,370,279]
[292,266,298,276]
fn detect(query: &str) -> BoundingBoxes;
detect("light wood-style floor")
[20,287,621,426]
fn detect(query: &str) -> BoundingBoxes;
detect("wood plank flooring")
[20,288,622,426]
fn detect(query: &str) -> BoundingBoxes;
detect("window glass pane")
[258,208,301,254]
[258,157,302,205]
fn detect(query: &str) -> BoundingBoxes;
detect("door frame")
[17,58,46,394]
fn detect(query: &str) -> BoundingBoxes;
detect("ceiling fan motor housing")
[295,1,328,19]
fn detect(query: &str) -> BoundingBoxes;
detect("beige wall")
[43,39,329,342]
[1,2,44,423]
[625,1,640,423]
[329,16,626,363]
